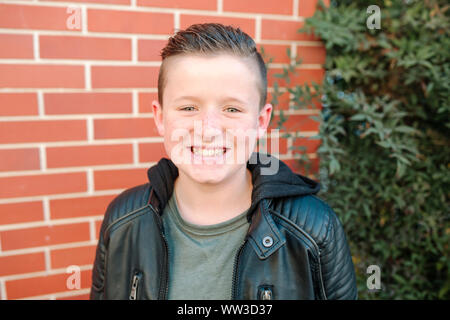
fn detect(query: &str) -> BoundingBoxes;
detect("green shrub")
[268,0,450,299]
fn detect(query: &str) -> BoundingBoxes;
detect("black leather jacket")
[90,154,357,300]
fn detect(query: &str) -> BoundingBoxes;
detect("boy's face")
[152,53,272,185]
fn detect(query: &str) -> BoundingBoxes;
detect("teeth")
[192,147,225,157]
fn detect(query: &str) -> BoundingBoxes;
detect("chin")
[185,165,228,183]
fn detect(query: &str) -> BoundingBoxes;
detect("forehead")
[162,53,260,104]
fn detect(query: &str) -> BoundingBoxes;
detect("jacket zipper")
[129,271,141,300]
[160,232,169,300]
[230,239,247,300]
[150,203,169,300]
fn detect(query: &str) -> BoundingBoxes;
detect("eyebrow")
[173,95,248,105]
[172,96,201,103]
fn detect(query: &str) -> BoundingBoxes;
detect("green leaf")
[350,114,366,121]
[394,126,419,135]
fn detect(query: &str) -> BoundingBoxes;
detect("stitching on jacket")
[247,200,282,260]
[269,208,320,252]
[321,210,335,252]
[271,214,317,256]
[104,204,151,243]
[260,199,284,254]
[91,233,108,298]
[261,199,280,235]
[269,209,319,257]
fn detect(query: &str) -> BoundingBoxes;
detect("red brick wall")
[0,0,325,299]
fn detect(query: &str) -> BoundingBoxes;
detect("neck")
[173,166,253,225]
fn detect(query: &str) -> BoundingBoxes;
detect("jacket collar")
[245,198,286,260]
[147,152,320,259]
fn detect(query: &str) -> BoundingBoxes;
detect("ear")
[257,103,273,139]
[152,100,165,136]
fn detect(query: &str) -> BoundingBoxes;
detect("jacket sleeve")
[320,208,358,300]
[90,215,109,300]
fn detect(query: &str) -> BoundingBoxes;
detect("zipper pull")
[258,285,274,300]
[129,273,140,300]
[261,289,272,300]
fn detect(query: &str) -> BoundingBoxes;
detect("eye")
[225,107,241,113]
[180,106,196,111]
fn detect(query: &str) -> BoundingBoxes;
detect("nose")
[195,109,222,142]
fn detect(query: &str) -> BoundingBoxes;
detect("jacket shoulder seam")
[101,183,151,240]
[104,204,151,242]
[272,194,333,245]
[268,208,320,254]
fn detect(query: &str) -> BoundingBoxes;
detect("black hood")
[147,152,320,215]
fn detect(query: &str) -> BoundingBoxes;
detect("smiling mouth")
[190,146,228,157]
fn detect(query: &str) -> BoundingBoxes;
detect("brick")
[40,35,131,61]
[88,9,174,34]
[95,220,102,240]
[180,15,255,38]
[5,269,92,299]
[256,135,288,155]
[91,66,159,89]
[258,44,291,64]
[138,0,216,10]
[57,293,90,300]
[268,68,325,87]
[138,39,166,62]
[138,92,158,113]
[0,172,87,199]
[44,92,132,115]
[297,45,326,64]
[299,0,330,18]
[310,97,323,110]
[269,114,319,132]
[94,118,159,139]
[268,90,290,111]
[0,4,81,31]
[290,97,322,111]
[139,142,168,163]
[0,64,84,88]
[0,252,46,277]
[0,201,44,225]
[0,148,40,172]
[261,20,318,41]
[46,144,133,168]
[0,93,38,116]
[94,168,148,190]
[46,0,130,4]
[50,194,116,220]
[223,0,293,15]
[0,120,87,144]
[0,222,90,251]
[292,97,322,110]
[0,34,33,59]
[292,136,321,154]
[50,245,97,269]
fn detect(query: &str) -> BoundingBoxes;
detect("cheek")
[163,117,192,144]
[228,118,260,138]
[226,123,260,158]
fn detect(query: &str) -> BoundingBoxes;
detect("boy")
[90,23,357,300]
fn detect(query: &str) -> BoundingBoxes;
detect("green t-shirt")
[161,190,250,300]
